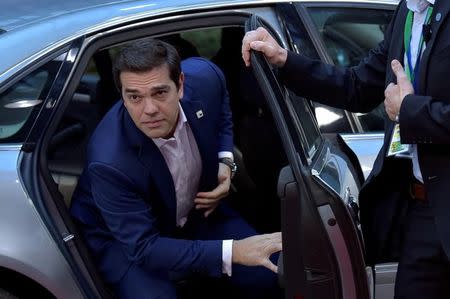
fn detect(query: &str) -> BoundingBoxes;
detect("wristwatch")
[219,158,237,179]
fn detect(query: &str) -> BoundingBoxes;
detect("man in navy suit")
[243,0,450,298]
[70,39,282,299]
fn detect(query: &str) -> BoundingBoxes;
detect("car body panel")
[0,0,399,84]
[0,146,83,298]
[0,0,400,298]
[339,133,384,179]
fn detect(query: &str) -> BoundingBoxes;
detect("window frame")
[0,46,71,145]
[291,2,397,134]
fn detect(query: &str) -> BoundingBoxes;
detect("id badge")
[387,123,410,156]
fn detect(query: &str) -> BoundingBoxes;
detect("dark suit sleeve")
[399,94,450,144]
[277,5,402,113]
[208,60,233,153]
[88,162,223,277]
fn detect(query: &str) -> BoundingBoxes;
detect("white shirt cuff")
[218,151,234,160]
[222,239,233,276]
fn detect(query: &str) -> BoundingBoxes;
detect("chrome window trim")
[0,144,22,151]
[340,132,385,141]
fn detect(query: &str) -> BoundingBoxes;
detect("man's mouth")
[143,119,163,128]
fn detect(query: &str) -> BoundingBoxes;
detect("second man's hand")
[384,59,414,121]
[242,27,288,68]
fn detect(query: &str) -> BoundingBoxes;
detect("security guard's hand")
[384,59,414,121]
[242,27,287,67]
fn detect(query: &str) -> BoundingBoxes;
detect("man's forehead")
[120,67,174,89]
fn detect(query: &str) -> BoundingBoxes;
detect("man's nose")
[144,98,158,115]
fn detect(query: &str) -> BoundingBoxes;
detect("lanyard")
[403,6,434,90]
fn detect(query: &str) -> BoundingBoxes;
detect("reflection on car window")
[0,54,65,143]
[308,7,393,132]
[288,92,322,158]
[308,7,392,68]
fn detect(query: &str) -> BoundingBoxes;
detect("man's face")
[121,64,184,139]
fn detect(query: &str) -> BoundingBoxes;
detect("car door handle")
[344,187,360,224]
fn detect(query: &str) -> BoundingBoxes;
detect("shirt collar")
[406,0,435,13]
[153,103,187,148]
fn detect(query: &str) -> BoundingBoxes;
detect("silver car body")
[0,0,397,298]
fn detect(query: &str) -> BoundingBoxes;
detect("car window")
[278,3,354,135]
[0,54,66,143]
[308,7,394,132]
[288,92,322,159]
[180,28,222,59]
[308,7,392,68]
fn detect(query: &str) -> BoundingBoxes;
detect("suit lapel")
[181,100,217,191]
[419,0,450,92]
[124,110,177,223]
[386,3,409,85]
[384,3,409,146]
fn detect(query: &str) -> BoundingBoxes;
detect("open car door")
[245,15,372,299]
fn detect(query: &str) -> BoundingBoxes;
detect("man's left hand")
[384,59,414,121]
[195,163,231,217]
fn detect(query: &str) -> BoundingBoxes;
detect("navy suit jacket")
[280,0,450,263]
[70,57,233,282]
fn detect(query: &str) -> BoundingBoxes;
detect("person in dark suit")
[70,39,282,299]
[243,0,450,298]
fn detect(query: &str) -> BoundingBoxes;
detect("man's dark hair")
[113,38,181,91]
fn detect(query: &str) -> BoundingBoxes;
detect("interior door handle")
[344,187,360,224]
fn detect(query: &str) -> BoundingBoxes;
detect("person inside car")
[70,38,282,299]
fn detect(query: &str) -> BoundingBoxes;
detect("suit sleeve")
[277,4,402,113]
[399,94,450,144]
[88,162,223,277]
[208,61,233,153]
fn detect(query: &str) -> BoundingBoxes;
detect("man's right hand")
[232,232,282,273]
[242,27,288,68]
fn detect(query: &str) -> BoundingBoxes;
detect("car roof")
[0,0,398,83]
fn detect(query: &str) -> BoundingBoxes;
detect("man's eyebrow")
[151,85,170,92]
[123,84,170,94]
[123,88,140,94]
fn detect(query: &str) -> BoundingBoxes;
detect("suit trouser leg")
[113,264,177,299]
[185,203,282,299]
[394,200,450,299]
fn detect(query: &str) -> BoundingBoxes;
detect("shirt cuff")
[222,239,233,276]
[218,151,234,160]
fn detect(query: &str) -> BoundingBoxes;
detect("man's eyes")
[128,94,141,101]
[154,90,168,97]
[126,90,168,101]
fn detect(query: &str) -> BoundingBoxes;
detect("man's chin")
[144,128,168,139]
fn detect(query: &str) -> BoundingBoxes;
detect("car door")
[246,15,371,299]
[277,2,396,180]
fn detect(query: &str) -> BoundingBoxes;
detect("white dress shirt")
[153,103,233,276]
[404,0,435,183]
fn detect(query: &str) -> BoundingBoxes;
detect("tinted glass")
[308,7,394,132]
[0,54,65,143]
[308,7,392,67]
[280,3,353,134]
[288,92,322,158]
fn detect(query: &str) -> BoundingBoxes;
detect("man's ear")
[178,72,185,99]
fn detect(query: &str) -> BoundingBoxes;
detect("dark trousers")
[114,203,281,299]
[394,199,450,299]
